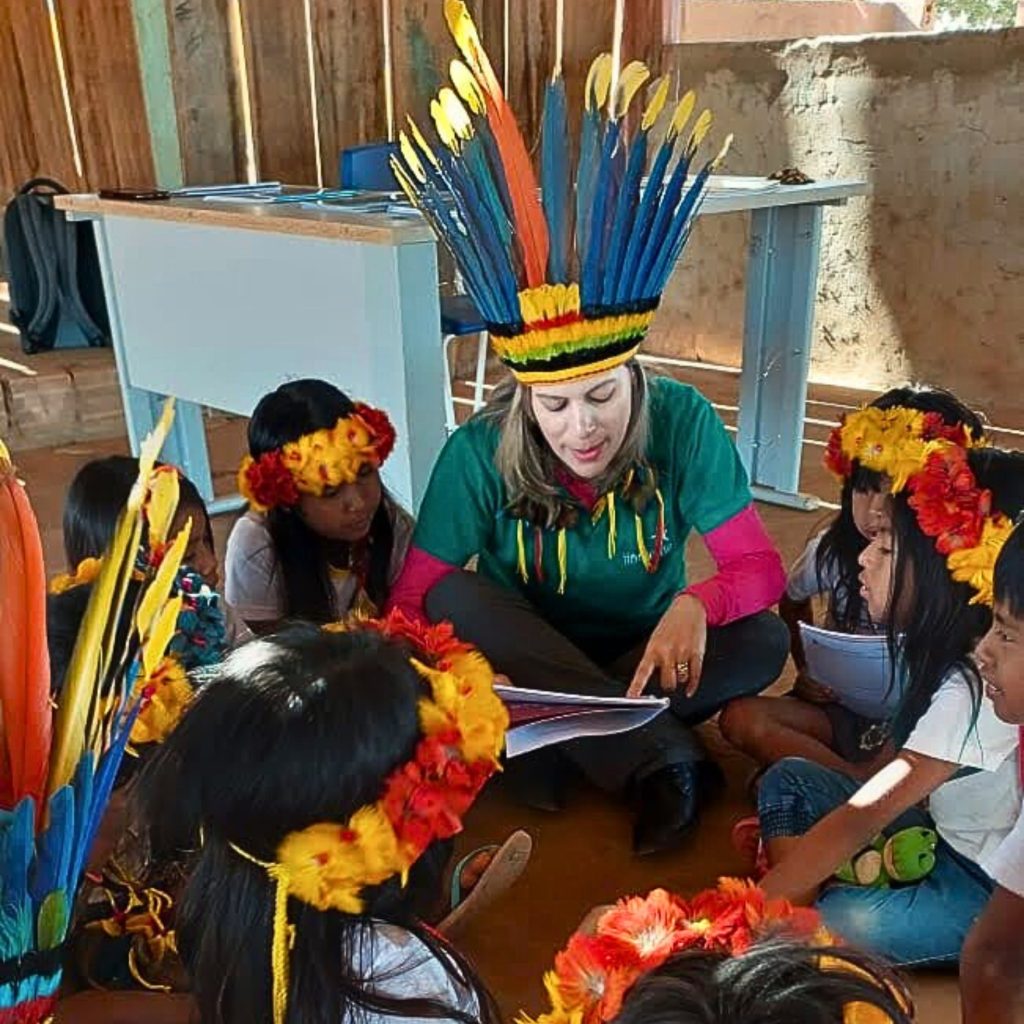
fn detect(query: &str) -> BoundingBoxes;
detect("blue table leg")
[736,203,823,510]
[120,386,217,504]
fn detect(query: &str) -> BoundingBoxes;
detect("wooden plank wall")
[0,0,664,199]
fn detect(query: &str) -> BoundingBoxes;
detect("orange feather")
[0,450,52,812]
[445,0,549,287]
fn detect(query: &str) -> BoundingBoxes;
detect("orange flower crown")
[824,406,1012,605]
[519,883,902,1024]
[237,403,397,513]
[227,610,508,1024]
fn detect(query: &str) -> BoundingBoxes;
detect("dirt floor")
[17,376,968,1023]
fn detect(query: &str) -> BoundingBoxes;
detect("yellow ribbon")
[557,529,568,595]
[516,519,528,583]
[230,843,295,1024]
[606,493,617,559]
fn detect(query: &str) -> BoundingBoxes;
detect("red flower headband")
[238,403,397,513]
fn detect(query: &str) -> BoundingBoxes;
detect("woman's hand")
[627,594,707,699]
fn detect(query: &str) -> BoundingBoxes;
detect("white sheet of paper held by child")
[799,622,904,719]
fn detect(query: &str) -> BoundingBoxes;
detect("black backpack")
[2,178,110,354]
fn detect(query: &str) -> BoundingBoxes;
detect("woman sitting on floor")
[388,7,789,856]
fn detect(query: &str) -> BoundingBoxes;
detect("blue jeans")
[758,757,994,966]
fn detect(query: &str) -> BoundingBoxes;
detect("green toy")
[835,826,938,887]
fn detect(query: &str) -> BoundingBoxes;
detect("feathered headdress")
[0,401,191,1022]
[393,0,731,386]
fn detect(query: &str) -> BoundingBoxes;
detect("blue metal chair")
[340,143,490,433]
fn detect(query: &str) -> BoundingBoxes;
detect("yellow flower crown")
[825,405,1012,605]
[225,612,508,1024]
[237,404,397,513]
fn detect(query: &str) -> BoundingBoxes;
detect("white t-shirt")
[903,669,1021,866]
[983,801,1024,897]
[350,923,478,1023]
[224,497,413,624]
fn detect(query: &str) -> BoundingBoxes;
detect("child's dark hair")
[137,624,499,1024]
[247,380,395,623]
[994,518,1024,618]
[610,941,912,1024]
[888,447,1024,743]
[817,385,986,630]
[62,455,213,567]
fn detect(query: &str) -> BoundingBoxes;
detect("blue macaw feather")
[541,74,572,283]
[0,800,34,959]
[463,136,512,251]
[575,106,605,282]
[618,133,677,303]
[75,700,140,886]
[601,129,649,305]
[393,154,502,323]
[434,144,520,319]
[631,145,697,302]
[430,150,517,321]
[648,162,715,296]
[581,120,623,309]
[29,785,73,904]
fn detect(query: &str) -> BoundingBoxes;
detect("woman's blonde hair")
[480,360,650,528]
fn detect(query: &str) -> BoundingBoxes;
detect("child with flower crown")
[136,617,505,1024]
[754,427,1024,964]
[720,386,986,784]
[960,518,1024,1023]
[226,379,412,632]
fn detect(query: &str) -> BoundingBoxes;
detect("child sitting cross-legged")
[721,386,986,783]
[754,413,1024,965]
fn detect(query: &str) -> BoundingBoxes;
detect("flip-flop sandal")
[730,816,768,879]
[439,829,532,935]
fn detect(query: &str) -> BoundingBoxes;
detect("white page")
[799,622,902,719]
[506,706,669,758]
[495,684,668,710]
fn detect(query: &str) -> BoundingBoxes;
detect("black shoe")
[500,749,567,813]
[631,761,725,856]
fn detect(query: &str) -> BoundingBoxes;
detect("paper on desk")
[494,685,670,759]
[798,623,902,719]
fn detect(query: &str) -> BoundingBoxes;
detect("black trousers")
[426,571,790,795]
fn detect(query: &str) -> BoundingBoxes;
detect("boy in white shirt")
[962,519,1024,1024]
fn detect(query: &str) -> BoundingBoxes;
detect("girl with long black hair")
[225,380,412,632]
[754,428,1024,965]
[721,385,987,779]
[137,620,503,1024]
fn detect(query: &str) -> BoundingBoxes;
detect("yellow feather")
[688,109,714,152]
[398,130,427,183]
[669,90,697,141]
[145,468,180,549]
[712,133,734,170]
[585,53,613,111]
[390,159,420,204]
[439,87,473,140]
[136,519,192,642]
[48,405,177,794]
[449,60,485,115]
[141,595,183,678]
[430,99,458,151]
[444,0,501,98]
[614,61,650,119]
[406,116,441,170]
[642,76,671,131]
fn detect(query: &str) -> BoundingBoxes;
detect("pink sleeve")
[683,505,786,627]
[384,545,459,623]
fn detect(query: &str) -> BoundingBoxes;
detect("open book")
[494,685,670,759]
[798,623,903,719]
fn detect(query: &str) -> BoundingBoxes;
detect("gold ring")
[675,662,690,680]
